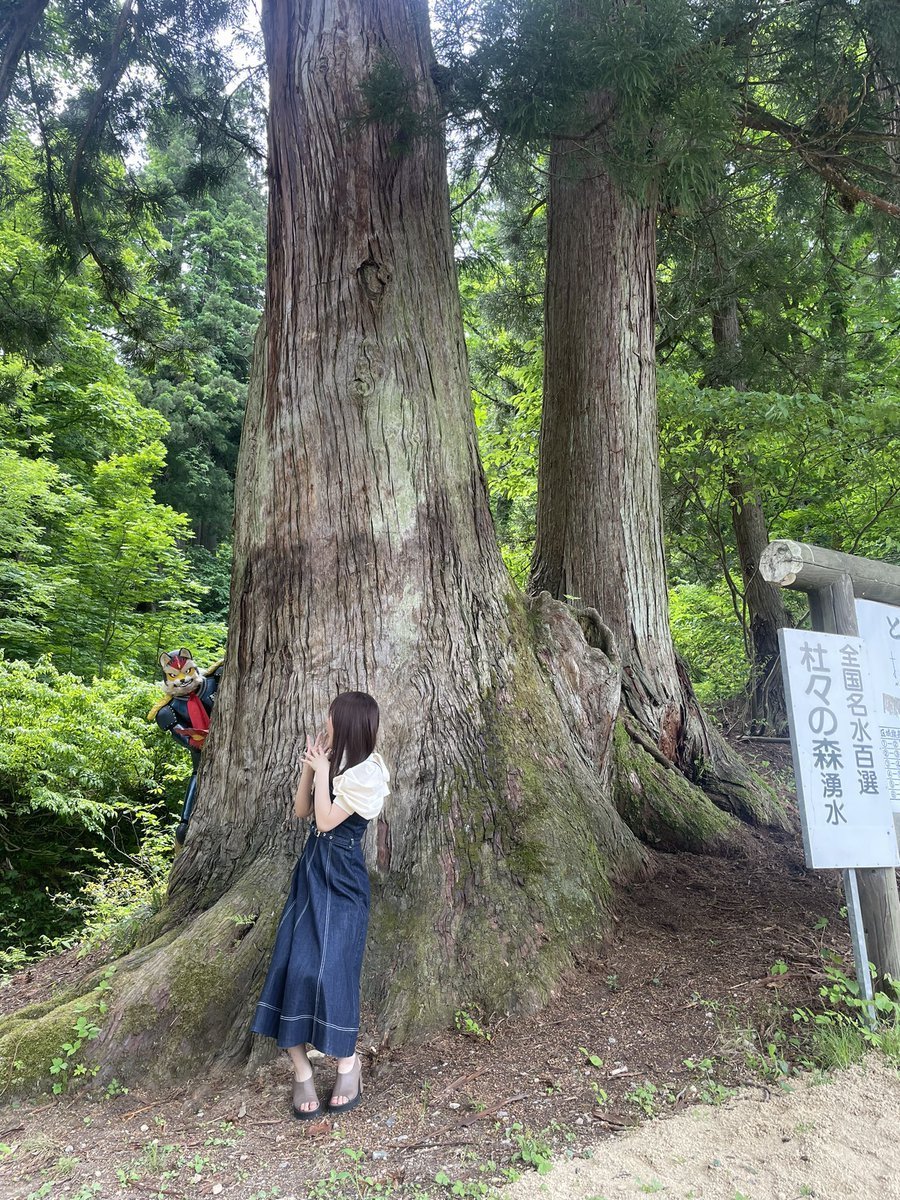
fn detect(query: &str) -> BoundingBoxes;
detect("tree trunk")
[728,477,792,734]
[530,135,784,830]
[0,0,654,1094]
[708,295,792,735]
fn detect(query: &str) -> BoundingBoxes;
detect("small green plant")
[434,1171,498,1197]
[69,1187,102,1200]
[47,964,116,1094]
[731,1003,797,1082]
[578,1045,604,1069]
[51,1154,79,1178]
[205,1120,245,1148]
[770,959,789,976]
[310,1147,396,1198]
[590,1082,609,1107]
[27,1185,56,1200]
[141,1139,178,1172]
[454,1009,492,1041]
[605,973,619,991]
[793,963,900,1068]
[509,1123,554,1175]
[683,1057,732,1105]
[625,1080,674,1116]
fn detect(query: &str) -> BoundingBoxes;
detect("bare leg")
[286,1045,318,1112]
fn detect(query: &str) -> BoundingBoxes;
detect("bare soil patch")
[506,1057,900,1200]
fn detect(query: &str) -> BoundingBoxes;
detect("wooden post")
[760,539,900,604]
[761,542,900,987]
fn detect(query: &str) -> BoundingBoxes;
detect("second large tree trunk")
[708,295,793,735]
[531,135,783,831]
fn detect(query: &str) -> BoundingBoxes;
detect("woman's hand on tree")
[303,732,331,773]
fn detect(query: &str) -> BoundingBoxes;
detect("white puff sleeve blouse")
[332,751,390,820]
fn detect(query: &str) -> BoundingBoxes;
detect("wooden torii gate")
[760,538,900,985]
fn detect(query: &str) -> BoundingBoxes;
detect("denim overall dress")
[250,810,371,1057]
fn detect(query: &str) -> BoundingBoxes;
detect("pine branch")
[740,99,900,219]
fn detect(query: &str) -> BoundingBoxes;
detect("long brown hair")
[328,691,380,791]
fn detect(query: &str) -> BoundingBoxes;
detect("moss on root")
[0,987,107,1097]
[611,720,746,853]
[0,859,288,1098]
[691,721,788,830]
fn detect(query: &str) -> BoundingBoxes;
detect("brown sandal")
[327,1054,363,1114]
[292,1072,324,1120]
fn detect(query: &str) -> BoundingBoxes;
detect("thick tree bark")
[0,0,654,1093]
[708,295,792,735]
[530,135,783,829]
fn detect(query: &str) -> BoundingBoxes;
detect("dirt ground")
[0,741,895,1200]
[506,1057,900,1200]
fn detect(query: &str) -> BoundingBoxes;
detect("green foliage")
[439,0,738,207]
[354,54,440,154]
[0,134,227,677]
[456,163,546,581]
[45,966,115,1094]
[454,1009,492,1040]
[0,0,247,995]
[508,1123,554,1175]
[1,0,263,348]
[793,964,900,1069]
[578,1045,604,1069]
[134,126,265,547]
[669,582,748,705]
[0,438,223,677]
[682,1057,732,1105]
[624,1079,675,1117]
[0,657,182,968]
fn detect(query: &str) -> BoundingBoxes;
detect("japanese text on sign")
[779,628,899,870]
[855,598,900,811]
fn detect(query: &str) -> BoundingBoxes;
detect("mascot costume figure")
[148,648,224,845]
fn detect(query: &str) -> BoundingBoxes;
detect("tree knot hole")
[358,257,392,301]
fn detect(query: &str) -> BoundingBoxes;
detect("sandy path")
[505,1058,900,1200]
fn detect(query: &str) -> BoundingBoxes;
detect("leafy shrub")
[0,657,186,970]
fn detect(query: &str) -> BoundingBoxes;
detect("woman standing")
[250,691,390,1118]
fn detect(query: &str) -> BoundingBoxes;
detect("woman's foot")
[286,1045,320,1115]
[328,1053,363,1113]
[291,1072,324,1121]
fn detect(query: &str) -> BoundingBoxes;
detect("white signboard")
[779,627,899,870]
[855,598,900,812]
